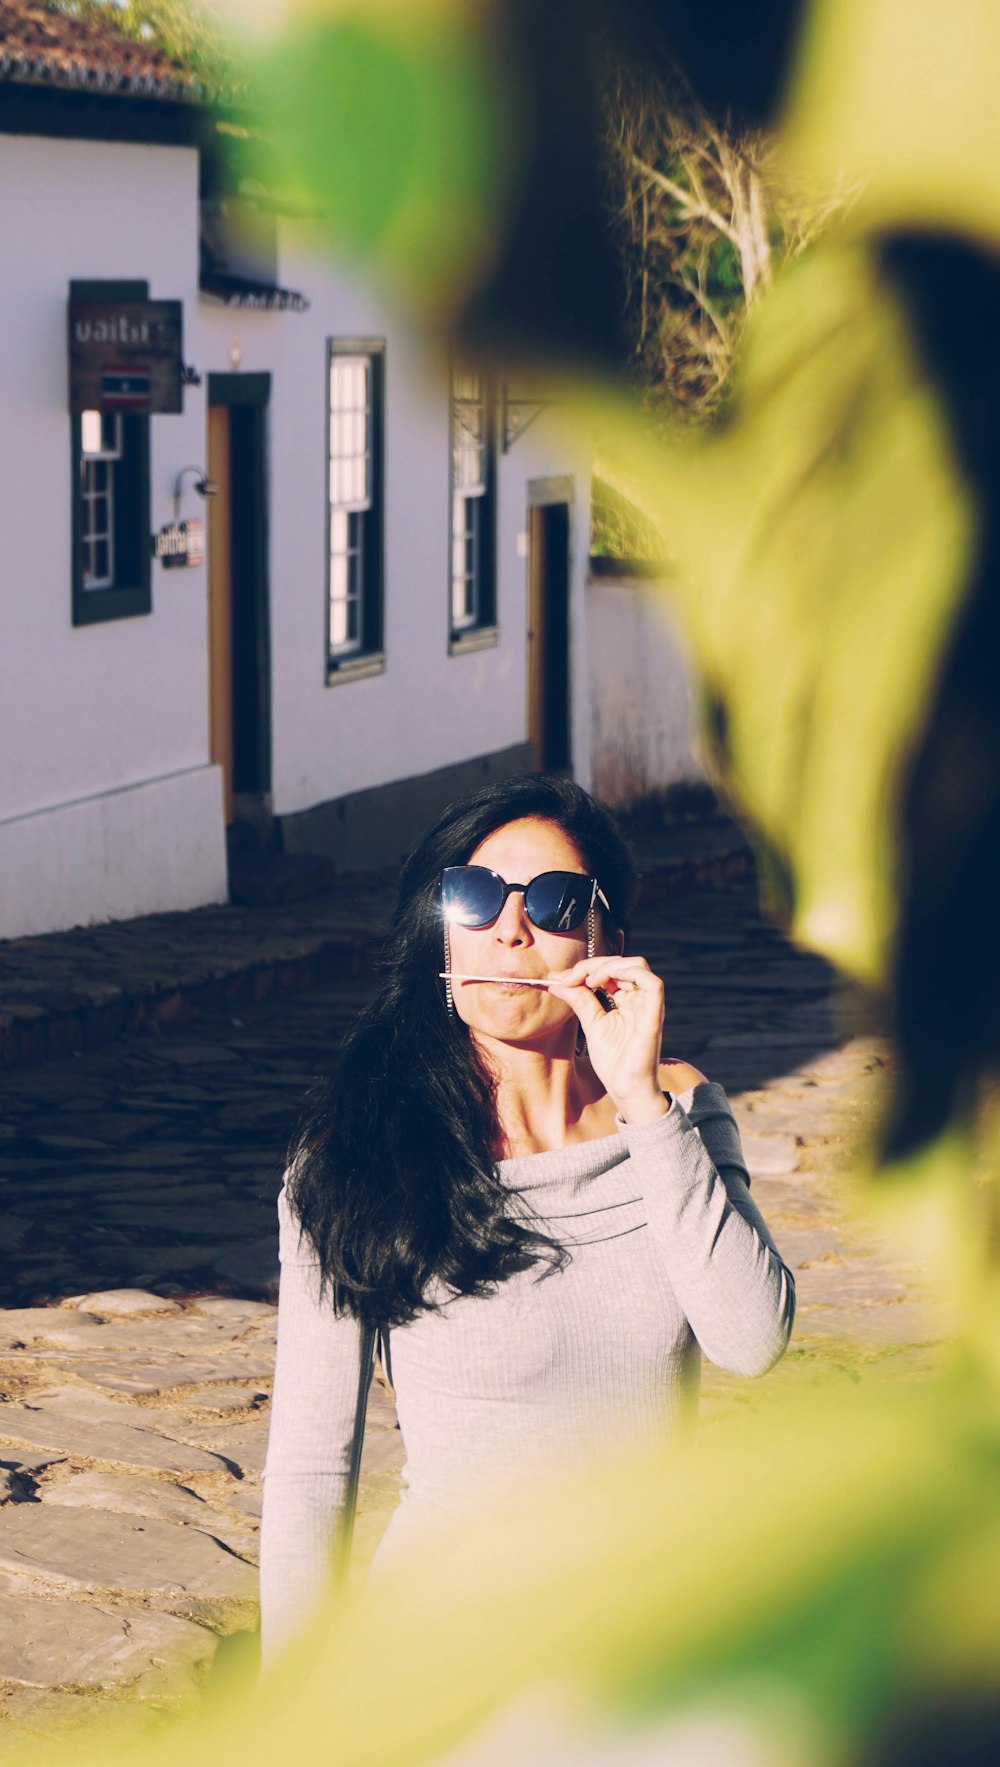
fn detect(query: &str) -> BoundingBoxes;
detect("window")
[70,280,151,627]
[449,364,496,649]
[80,412,120,590]
[71,409,151,624]
[327,340,384,679]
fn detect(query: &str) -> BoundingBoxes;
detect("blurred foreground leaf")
[785,0,1000,248]
[50,1368,998,1767]
[602,242,974,988]
[240,0,513,320]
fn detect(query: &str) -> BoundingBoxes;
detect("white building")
[0,2,594,940]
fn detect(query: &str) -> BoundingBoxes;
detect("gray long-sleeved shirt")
[259,1083,795,1657]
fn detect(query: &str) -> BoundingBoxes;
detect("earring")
[443,923,454,1017]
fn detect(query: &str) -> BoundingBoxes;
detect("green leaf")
[244,5,513,317]
[608,243,975,986]
[783,0,1000,247]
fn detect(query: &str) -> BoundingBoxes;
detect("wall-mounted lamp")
[173,464,217,521]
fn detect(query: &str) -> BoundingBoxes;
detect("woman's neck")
[474,1032,617,1158]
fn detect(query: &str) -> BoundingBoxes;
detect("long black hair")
[286,774,638,1328]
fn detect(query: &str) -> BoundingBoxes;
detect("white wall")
[1,767,226,940]
[196,230,593,819]
[588,575,706,808]
[0,134,226,937]
[0,131,593,941]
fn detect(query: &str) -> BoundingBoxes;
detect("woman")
[260,776,794,1658]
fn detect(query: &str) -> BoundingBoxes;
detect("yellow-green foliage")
[602,244,974,987]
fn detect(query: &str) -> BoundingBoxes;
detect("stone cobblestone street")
[0,871,944,1754]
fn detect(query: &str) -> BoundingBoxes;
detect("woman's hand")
[546,956,704,1124]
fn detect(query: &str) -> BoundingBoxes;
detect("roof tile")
[0,0,207,102]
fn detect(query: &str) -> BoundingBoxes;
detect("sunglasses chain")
[443,923,455,1018]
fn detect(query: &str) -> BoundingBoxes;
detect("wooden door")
[527,500,571,771]
[207,405,233,823]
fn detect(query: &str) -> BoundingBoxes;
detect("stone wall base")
[0,766,228,941]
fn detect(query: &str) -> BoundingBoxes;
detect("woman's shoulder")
[658,1058,709,1096]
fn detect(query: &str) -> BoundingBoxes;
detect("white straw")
[438,972,555,987]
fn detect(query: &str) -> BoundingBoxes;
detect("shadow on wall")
[588,569,708,812]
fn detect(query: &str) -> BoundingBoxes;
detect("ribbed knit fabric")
[259,1082,794,1659]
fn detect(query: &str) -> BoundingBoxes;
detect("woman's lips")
[439,972,555,989]
[479,974,549,988]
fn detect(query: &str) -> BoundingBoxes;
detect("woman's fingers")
[547,955,660,995]
[545,973,615,1033]
[547,955,664,1037]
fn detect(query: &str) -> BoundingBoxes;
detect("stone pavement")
[0,860,945,1755]
[0,816,750,1073]
[0,870,393,1074]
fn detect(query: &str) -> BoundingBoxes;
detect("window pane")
[81,452,115,589]
[330,576,349,649]
[348,509,364,579]
[451,495,479,628]
[451,366,486,493]
[329,354,371,513]
[343,454,359,505]
[81,412,123,463]
[330,507,349,555]
[330,507,365,656]
[81,410,102,455]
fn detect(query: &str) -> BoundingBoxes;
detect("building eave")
[0,49,208,104]
[0,74,212,145]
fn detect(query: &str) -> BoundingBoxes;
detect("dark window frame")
[70,278,152,627]
[448,361,498,655]
[326,337,386,685]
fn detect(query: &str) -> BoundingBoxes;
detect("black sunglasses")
[441,865,611,934]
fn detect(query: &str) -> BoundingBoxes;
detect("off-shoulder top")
[259,1082,795,1658]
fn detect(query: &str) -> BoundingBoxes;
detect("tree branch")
[630,154,740,251]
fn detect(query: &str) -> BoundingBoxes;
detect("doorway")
[527,480,573,771]
[206,373,272,826]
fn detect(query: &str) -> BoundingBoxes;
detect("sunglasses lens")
[441,866,504,927]
[524,872,592,933]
